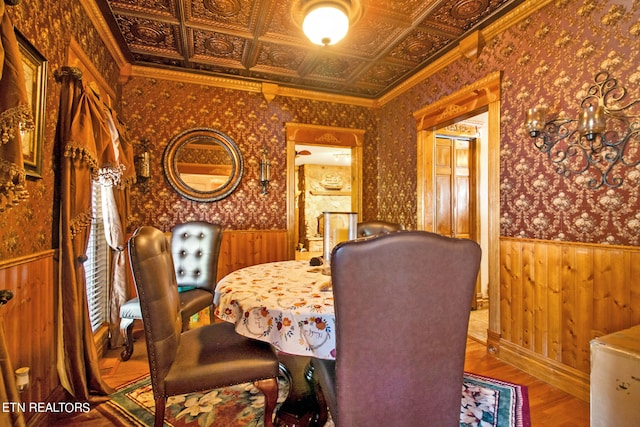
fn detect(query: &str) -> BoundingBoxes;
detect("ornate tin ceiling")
[97,0,522,98]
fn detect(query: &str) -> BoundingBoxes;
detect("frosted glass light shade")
[525,106,547,137]
[578,104,606,141]
[303,3,349,46]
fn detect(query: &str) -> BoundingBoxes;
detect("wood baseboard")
[496,338,590,402]
[475,296,489,309]
[486,329,501,355]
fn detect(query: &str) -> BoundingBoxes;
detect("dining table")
[214,259,334,426]
[214,259,336,360]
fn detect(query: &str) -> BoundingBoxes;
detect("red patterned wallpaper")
[1,0,120,260]
[121,79,378,232]
[2,0,638,261]
[377,0,640,245]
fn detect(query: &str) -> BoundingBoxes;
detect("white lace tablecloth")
[214,260,336,360]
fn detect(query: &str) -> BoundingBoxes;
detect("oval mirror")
[163,128,244,202]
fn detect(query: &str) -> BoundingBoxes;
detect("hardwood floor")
[49,319,590,426]
[468,308,488,344]
[464,339,590,426]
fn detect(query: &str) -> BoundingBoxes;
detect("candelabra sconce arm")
[524,71,640,189]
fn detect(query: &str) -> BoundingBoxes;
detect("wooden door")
[435,136,475,240]
[435,135,480,308]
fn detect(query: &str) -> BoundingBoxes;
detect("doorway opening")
[285,123,364,260]
[294,144,353,260]
[414,71,501,346]
[433,116,489,309]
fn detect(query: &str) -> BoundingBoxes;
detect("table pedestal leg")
[275,354,328,427]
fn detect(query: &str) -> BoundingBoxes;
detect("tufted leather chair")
[312,231,481,426]
[128,226,279,427]
[171,221,223,330]
[119,221,222,361]
[356,220,404,237]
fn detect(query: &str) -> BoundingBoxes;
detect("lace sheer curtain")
[100,106,135,349]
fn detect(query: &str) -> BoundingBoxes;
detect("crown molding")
[126,65,377,107]
[80,0,128,71]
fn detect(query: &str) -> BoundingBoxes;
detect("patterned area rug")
[101,372,530,426]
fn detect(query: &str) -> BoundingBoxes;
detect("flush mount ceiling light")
[293,0,363,46]
[303,1,349,46]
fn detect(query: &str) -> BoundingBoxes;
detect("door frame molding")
[414,71,501,338]
[285,123,364,260]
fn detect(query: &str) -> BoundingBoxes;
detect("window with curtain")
[85,181,109,333]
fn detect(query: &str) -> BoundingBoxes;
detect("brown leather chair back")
[356,220,404,237]
[328,230,481,426]
[171,221,222,291]
[128,226,183,397]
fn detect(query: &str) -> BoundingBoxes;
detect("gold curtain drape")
[54,66,117,401]
[0,2,31,212]
[0,294,25,427]
[0,5,31,426]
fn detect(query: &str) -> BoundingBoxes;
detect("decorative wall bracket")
[525,71,640,189]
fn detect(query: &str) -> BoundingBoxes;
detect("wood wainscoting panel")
[499,237,640,401]
[0,250,58,418]
[217,230,289,281]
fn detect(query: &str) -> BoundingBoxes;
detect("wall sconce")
[135,138,151,193]
[135,138,151,179]
[15,367,29,393]
[525,71,639,189]
[259,148,271,195]
[136,151,150,179]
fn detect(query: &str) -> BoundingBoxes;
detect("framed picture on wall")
[16,29,47,178]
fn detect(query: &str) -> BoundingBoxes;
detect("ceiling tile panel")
[339,14,406,59]
[185,0,257,35]
[100,0,524,98]
[373,0,440,19]
[115,15,183,57]
[387,28,454,64]
[357,62,413,87]
[108,0,176,17]
[430,0,513,32]
[262,0,306,43]
[253,41,308,75]
[306,55,363,80]
[191,28,248,66]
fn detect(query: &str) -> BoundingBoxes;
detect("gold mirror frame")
[163,128,244,202]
